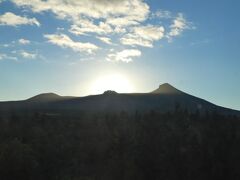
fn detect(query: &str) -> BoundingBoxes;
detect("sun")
[90,74,134,95]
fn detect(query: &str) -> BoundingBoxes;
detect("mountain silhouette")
[27,93,62,102]
[0,83,240,180]
[151,83,183,94]
[0,83,239,116]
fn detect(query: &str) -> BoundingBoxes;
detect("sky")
[0,0,239,110]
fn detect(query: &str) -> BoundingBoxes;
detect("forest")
[0,108,240,180]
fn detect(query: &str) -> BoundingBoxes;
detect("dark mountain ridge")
[151,83,183,94]
[0,83,239,116]
[1,84,240,180]
[27,93,62,102]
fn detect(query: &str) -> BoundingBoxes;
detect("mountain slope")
[0,83,239,116]
[27,93,62,102]
[0,84,240,180]
[51,84,239,115]
[151,83,183,94]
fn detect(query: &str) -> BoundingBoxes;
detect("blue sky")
[0,0,239,110]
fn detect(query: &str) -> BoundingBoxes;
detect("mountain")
[1,84,240,180]
[151,83,183,94]
[27,93,62,102]
[0,83,239,116]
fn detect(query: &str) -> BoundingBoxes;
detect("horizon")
[0,0,240,110]
[1,82,239,112]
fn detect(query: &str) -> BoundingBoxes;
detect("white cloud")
[121,25,164,47]
[0,53,17,60]
[11,0,149,27]
[69,20,113,36]
[153,10,172,19]
[107,49,141,63]
[106,17,140,27]
[56,27,64,31]
[0,53,7,60]
[44,33,99,54]
[121,34,153,48]
[0,44,11,48]
[97,37,112,45]
[113,26,127,34]
[134,25,165,41]
[0,12,40,26]
[9,0,194,62]
[18,38,30,45]
[11,0,149,36]
[20,51,37,59]
[168,13,193,37]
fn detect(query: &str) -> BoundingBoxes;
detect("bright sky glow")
[0,0,240,110]
[90,74,134,95]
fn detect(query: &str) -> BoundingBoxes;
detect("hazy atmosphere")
[1,1,240,180]
[0,0,240,110]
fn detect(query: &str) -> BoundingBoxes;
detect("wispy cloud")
[8,0,194,62]
[0,53,8,60]
[18,38,30,45]
[121,25,165,47]
[0,53,17,61]
[69,20,113,36]
[107,49,141,63]
[11,0,149,29]
[97,37,113,45]
[20,51,37,59]
[0,44,12,48]
[0,12,40,26]
[152,10,172,19]
[44,33,99,54]
[11,0,149,39]
[168,13,194,39]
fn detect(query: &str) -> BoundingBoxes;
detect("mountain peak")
[151,83,183,94]
[159,83,173,88]
[103,90,118,95]
[27,93,61,102]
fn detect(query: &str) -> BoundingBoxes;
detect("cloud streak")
[44,33,99,54]
[11,0,149,27]
[152,10,172,19]
[69,20,113,36]
[0,12,40,26]
[168,13,194,38]
[7,0,194,62]
[97,37,113,45]
[0,53,17,61]
[107,49,141,63]
[121,25,165,47]
[20,51,37,59]
[18,38,30,45]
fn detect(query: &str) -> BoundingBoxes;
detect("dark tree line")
[0,109,240,180]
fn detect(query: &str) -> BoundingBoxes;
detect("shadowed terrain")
[0,84,240,180]
[0,83,239,116]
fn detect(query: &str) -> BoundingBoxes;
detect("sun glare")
[90,74,134,95]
